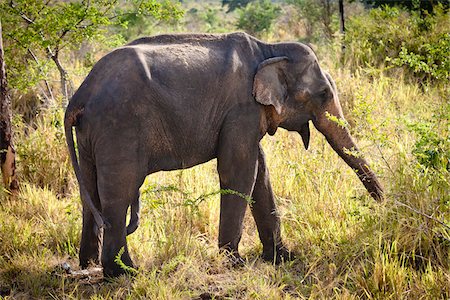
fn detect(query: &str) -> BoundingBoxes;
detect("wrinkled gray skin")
[65,32,384,277]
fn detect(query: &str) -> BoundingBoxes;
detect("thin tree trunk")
[338,0,346,62]
[339,0,345,35]
[0,21,19,192]
[51,53,70,108]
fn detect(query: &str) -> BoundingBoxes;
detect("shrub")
[344,5,450,85]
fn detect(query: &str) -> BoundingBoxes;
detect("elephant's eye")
[315,88,332,106]
[318,88,330,99]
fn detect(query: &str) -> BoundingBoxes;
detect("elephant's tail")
[64,106,107,231]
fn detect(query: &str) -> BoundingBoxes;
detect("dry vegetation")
[1,0,449,299]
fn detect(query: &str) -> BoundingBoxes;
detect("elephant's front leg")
[251,145,292,264]
[216,113,260,264]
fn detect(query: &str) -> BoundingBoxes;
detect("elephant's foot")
[102,251,135,278]
[229,253,246,267]
[79,224,102,269]
[262,245,295,264]
[102,261,134,278]
[79,246,100,269]
[80,257,99,270]
[220,247,246,267]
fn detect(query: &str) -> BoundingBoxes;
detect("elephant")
[64,32,384,278]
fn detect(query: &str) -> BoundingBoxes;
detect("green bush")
[236,0,281,37]
[344,5,450,85]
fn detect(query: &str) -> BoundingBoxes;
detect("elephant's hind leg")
[96,162,146,277]
[79,155,102,269]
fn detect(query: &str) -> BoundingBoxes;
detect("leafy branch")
[142,184,253,213]
[114,247,138,275]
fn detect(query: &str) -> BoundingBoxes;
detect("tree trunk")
[338,0,346,61]
[339,0,345,35]
[0,21,19,192]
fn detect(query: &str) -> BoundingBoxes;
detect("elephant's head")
[253,44,384,201]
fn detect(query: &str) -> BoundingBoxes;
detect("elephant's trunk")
[313,99,384,201]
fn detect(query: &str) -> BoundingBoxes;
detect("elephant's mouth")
[298,121,310,150]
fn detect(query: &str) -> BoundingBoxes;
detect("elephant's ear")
[323,71,337,94]
[253,57,289,114]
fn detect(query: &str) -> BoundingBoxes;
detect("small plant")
[288,0,338,40]
[325,111,349,129]
[408,105,450,171]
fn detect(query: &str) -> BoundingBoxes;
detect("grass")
[1,40,449,300]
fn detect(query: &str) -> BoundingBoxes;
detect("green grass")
[1,43,449,300]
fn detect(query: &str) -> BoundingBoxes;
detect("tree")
[288,0,338,40]
[339,0,346,56]
[0,21,19,192]
[236,0,281,37]
[339,0,345,34]
[222,0,253,13]
[0,0,183,107]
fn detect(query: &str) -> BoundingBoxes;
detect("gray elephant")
[64,32,384,278]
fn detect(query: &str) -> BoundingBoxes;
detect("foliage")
[388,33,450,82]
[183,2,236,34]
[115,247,139,275]
[408,104,450,171]
[357,0,450,11]
[236,0,281,37]
[141,183,254,214]
[344,4,450,85]
[113,0,184,40]
[0,0,183,102]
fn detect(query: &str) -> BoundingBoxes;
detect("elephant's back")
[71,32,262,110]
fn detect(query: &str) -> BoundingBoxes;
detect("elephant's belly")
[153,157,215,174]
[146,140,217,174]
[147,152,216,174]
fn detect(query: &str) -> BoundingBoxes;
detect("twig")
[393,197,450,231]
[27,48,54,103]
